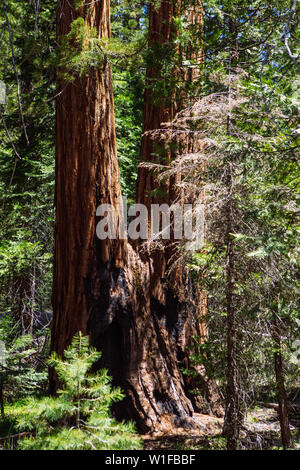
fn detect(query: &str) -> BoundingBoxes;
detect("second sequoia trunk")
[136,0,219,419]
[52,0,221,434]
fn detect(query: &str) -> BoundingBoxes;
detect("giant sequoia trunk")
[52,0,126,355]
[51,0,221,434]
[136,0,219,418]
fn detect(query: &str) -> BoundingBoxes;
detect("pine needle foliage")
[16,332,142,450]
[0,324,47,419]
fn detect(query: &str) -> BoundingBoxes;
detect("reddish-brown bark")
[52,0,126,355]
[135,0,220,421]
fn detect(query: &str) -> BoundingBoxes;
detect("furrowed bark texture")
[52,0,221,433]
[52,0,126,357]
[136,0,221,422]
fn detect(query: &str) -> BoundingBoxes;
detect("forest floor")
[143,407,300,450]
[1,402,299,450]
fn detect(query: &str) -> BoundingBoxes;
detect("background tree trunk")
[0,381,4,418]
[222,162,240,450]
[223,16,242,450]
[272,310,293,449]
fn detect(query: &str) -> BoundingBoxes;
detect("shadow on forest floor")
[143,407,300,450]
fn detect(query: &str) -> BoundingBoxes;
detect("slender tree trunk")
[29,260,36,336]
[272,310,293,449]
[223,161,240,450]
[0,380,4,419]
[223,17,242,450]
[11,271,32,335]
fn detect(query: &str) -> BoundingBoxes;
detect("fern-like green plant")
[16,332,142,450]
